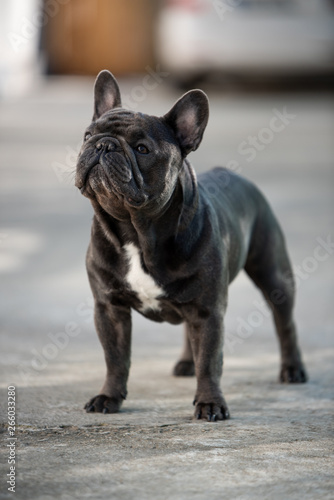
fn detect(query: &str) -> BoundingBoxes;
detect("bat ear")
[93,70,122,120]
[163,89,209,156]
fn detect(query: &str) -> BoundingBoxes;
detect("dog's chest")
[123,243,164,313]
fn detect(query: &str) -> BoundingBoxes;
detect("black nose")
[95,138,117,152]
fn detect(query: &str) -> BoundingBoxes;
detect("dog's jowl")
[75,70,307,421]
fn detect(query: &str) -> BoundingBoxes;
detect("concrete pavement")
[0,76,333,499]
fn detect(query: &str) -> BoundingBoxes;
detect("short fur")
[75,70,307,421]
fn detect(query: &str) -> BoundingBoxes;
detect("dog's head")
[75,70,209,218]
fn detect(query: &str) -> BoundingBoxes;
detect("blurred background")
[0,0,333,402]
[1,0,334,95]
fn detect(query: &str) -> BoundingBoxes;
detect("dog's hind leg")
[173,324,195,376]
[245,218,308,383]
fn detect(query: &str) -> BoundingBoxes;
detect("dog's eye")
[135,144,149,154]
[84,132,92,141]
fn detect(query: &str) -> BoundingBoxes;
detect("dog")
[75,70,307,421]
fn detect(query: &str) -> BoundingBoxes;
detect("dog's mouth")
[75,141,148,208]
[79,165,148,208]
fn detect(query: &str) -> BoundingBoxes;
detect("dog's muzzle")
[75,136,132,190]
[95,137,133,184]
[76,136,148,208]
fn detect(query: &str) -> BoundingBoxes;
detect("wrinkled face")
[76,109,181,216]
[75,70,209,219]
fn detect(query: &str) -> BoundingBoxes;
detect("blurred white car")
[157,0,334,83]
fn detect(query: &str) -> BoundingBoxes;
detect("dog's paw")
[84,394,122,414]
[193,397,230,422]
[280,363,308,383]
[173,360,195,377]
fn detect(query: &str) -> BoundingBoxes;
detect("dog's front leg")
[84,301,132,414]
[187,312,230,422]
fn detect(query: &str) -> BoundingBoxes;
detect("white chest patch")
[124,243,164,313]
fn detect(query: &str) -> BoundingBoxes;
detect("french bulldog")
[75,70,307,422]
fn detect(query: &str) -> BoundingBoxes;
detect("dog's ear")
[93,70,122,120]
[164,90,209,156]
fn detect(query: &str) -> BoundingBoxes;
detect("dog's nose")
[95,138,117,152]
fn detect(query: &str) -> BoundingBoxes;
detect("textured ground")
[0,76,333,499]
